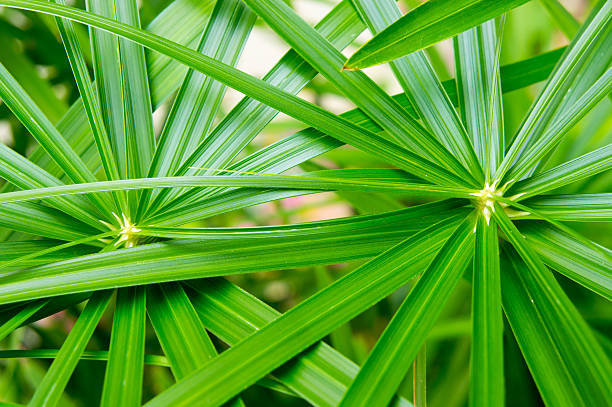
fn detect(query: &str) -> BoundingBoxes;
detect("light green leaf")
[338,215,475,407]
[147,0,366,213]
[100,287,146,407]
[500,250,583,406]
[494,205,612,406]
[186,278,412,407]
[147,283,245,407]
[349,0,482,178]
[509,144,612,198]
[28,290,112,407]
[146,284,217,378]
[504,67,612,184]
[521,222,612,300]
[0,202,98,241]
[0,143,104,229]
[0,203,467,305]
[87,0,155,184]
[0,171,475,205]
[0,349,168,366]
[158,46,574,222]
[499,47,565,93]
[241,0,479,185]
[469,216,504,406]
[143,214,467,407]
[539,0,579,38]
[519,193,612,222]
[142,0,255,219]
[0,62,111,214]
[344,0,530,69]
[0,299,48,341]
[140,199,461,240]
[145,0,216,106]
[17,0,215,184]
[53,0,119,187]
[0,241,95,271]
[0,30,67,122]
[0,0,468,187]
[454,18,504,178]
[146,0,255,181]
[494,1,612,185]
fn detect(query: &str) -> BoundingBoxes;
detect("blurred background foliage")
[0,0,609,405]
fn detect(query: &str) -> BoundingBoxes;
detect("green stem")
[413,343,427,407]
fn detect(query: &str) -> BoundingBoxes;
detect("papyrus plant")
[0,0,610,406]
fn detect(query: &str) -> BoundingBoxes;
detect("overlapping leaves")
[0,0,609,406]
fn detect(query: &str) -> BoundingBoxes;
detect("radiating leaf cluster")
[0,0,609,406]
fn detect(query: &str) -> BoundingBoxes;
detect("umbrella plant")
[0,0,610,406]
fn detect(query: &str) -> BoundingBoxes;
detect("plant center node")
[471,183,501,225]
[101,213,141,248]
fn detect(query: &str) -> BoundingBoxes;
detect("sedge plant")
[0,0,610,406]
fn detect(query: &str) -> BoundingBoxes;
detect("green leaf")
[338,215,475,407]
[148,188,311,227]
[241,0,479,185]
[0,241,95,272]
[53,0,119,186]
[500,250,584,406]
[0,401,24,407]
[87,0,155,184]
[0,299,48,341]
[499,47,565,93]
[146,0,255,181]
[143,214,467,407]
[539,0,579,38]
[16,101,98,183]
[493,205,612,406]
[52,0,124,215]
[344,0,530,69]
[145,0,216,106]
[509,144,612,198]
[142,0,255,219]
[141,198,461,240]
[0,202,99,241]
[100,287,146,407]
[0,202,467,305]
[0,62,111,214]
[186,278,412,407]
[470,216,504,406]
[0,292,91,329]
[169,44,567,204]
[27,290,112,407]
[17,0,215,184]
[348,0,482,179]
[157,47,572,222]
[0,171,475,205]
[0,30,67,123]
[0,143,104,229]
[504,67,612,184]
[494,1,612,185]
[0,346,280,397]
[519,193,612,222]
[454,18,504,178]
[147,283,245,407]
[0,231,112,272]
[146,283,217,379]
[521,222,612,300]
[0,0,474,187]
[0,349,168,366]
[147,0,366,213]
[313,267,359,362]
[1,1,568,195]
